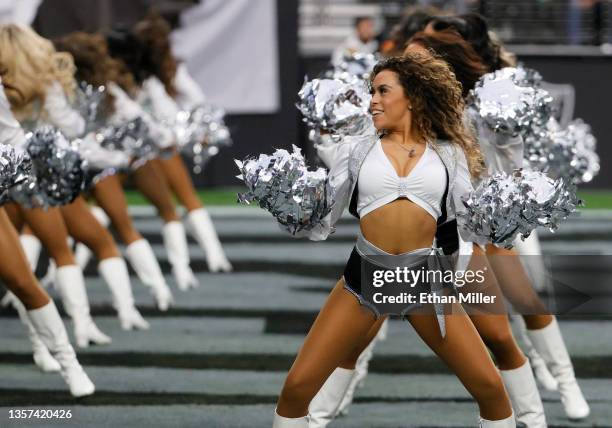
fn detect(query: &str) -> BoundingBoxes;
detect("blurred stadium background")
[13,0,610,200]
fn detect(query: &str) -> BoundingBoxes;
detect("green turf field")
[124,187,612,209]
[576,190,612,209]
[124,187,244,206]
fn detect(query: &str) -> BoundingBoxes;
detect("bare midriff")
[359,198,436,255]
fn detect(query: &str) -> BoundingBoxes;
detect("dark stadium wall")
[519,55,612,190]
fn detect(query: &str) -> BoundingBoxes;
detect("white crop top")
[357,140,447,220]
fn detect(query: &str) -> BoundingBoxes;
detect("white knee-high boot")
[27,301,95,397]
[162,221,199,290]
[90,205,111,227]
[273,410,308,428]
[337,333,379,416]
[74,244,93,270]
[308,367,354,427]
[40,261,57,289]
[40,237,74,289]
[527,318,590,420]
[98,257,149,330]
[124,239,174,310]
[500,360,547,428]
[186,208,232,272]
[4,291,60,372]
[19,234,42,271]
[513,315,558,391]
[376,317,389,341]
[55,265,112,348]
[514,232,550,293]
[479,413,516,427]
[356,328,379,389]
[73,206,111,271]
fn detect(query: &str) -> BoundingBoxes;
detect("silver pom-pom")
[525,118,600,185]
[458,169,581,248]
[11,127,86,207]
[175,105,233,174]
[73,82,106,133]
[96,118,158,170]
[512,66,543,88]
[0,144,32,204]
[174,109,207,148]
[235,145,331,235]
[469,67,553,136]
[330,52,379,81]
[565,119,600,184]
[297,77,371,137]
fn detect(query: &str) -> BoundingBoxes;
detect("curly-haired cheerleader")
[273,53,515,427]
[309,31,547,428]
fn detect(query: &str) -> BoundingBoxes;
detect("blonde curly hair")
[370,53,484,177]
[0,24,77,120]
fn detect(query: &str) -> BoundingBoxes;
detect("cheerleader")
[51,31,175,309]
[0,84,94,396]
[273,53,515,427]
[309,31,546,428]
[425,14,590,420]
[132,13,232,273]
[0,24,148,343]
[101,29,201,291]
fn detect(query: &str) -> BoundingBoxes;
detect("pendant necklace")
[396,143,416,158]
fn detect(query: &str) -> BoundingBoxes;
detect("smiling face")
[369,69,412,132]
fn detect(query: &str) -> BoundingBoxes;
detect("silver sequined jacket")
[302,132,482,244]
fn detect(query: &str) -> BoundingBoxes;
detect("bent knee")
[43,239,73,262]
[483,328,516,351]
[76,229,119,258]
[2,270,36,294]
